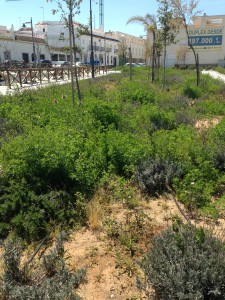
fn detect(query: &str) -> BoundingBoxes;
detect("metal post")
[90,0,95,78]
[104,34,106,66]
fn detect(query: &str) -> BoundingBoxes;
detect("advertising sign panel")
[188,27,223,51]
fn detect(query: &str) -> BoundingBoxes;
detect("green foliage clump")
[117,81,155,104]
[140,225,225,300]
[88,102,120,129]
[149,108,177,132]
[1,232,86,300]
[136,157,183,196]
[183,82,203,99]
[105,130,146,177]
[175,161,219,210]
[0,179,87,241]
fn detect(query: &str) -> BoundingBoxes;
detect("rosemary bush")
[1,232,86,300]
[140,225,225,300]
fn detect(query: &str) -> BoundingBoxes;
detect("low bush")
[1,232,86,300]
[136,157,183,196]
[117,81,155,104]
[183,83,203,99]
[140,225,225,300]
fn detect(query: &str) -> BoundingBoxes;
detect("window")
[4,51,11,61]
[51,54,58,61]
[59,54,66,61]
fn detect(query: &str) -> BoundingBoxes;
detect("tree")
[171,0,201,85]
[127,14,157,83]
[157,0,178,86]
[118,36,128,66]
[47,0,82,105]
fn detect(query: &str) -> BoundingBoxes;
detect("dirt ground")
[63,196,225,300]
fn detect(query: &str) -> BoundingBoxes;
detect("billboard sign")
[188,27,223,51]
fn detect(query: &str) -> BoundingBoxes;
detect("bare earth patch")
[195,117,222,129]
[0,197,224,299]
[63,196,205,300]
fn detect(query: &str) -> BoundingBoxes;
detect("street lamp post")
[90,0,95,78]
[23,17,36,66]
[104,34,106,66]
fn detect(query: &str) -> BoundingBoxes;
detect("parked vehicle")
[61,61,70,67]
[2,60,25,69]
[53,61,70,67]
[124,63,141,67]
[38,59,52,68]
[76,62,88,67]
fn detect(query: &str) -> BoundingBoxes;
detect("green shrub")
[149,109,177,132]
[175,161,219,209]
[140,225,225,300]
[0,179,87,241]
[183,83,202,99]
[105,130,146,177]
[118,81,155,104]
[136,157,183,196]
[88,102,120,129]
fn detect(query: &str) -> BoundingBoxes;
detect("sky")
[1,0,225,37]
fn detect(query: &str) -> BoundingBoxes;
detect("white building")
[0,20,121,66]
[105,31,146,64]
[0,20,146,67]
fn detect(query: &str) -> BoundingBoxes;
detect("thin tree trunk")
[129,47,132,81]
[71,15,82,105]
[163,44,166,87]
[68,14,75,107]
[152,31,155,83]
[184,22,200,86]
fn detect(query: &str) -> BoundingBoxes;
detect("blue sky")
[1,0,225,37]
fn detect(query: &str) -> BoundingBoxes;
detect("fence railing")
[0,66,108,89]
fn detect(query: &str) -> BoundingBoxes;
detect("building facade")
[0,21,146,67]
[105,31,146,64]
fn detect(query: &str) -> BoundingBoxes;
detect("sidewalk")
[0,70,121,96]
[202,69,225,82]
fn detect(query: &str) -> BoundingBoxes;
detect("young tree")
[157,0,178,86]
[118,36,128,66]
[47,0,82,105]
[171,0,201,85]
[127,14,157,83]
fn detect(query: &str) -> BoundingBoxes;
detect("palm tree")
[127,14,157,83]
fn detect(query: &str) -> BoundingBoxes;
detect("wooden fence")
[0,66,108,89]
